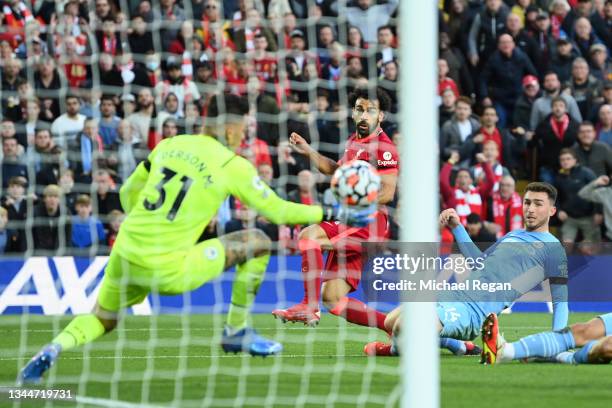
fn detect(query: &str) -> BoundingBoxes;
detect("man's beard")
[544,86,559,95]
[357,121,375,137]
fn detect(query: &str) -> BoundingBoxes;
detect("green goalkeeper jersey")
[113,135,323,269]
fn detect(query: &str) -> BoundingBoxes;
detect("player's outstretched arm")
[225,155,374,227]
[289,132,338,175]
[440,208,483,259]
[119,160,150,214]
[378,173,397,204]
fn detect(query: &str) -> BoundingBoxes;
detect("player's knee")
[384,314,397,333]
[298,224,324,243]
[246,228,272,257]
[321,290,341,311]
[570,323,590,346]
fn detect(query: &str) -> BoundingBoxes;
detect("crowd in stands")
[0,0,610,256]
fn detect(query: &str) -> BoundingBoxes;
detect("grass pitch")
[1,312,611,407]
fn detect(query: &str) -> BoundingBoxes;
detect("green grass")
[1,313,611,407]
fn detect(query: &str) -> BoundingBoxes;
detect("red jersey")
[339,128,399,175]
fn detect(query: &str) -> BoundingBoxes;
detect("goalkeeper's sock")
[227,252,270,330]
[506,328,576,360]
[329,297,387,332]
[439,337,466,355]
[573,340,597,364]
[52,314,106,351]
[298,239,323,308]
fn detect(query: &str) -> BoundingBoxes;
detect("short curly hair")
[348,87,391,112]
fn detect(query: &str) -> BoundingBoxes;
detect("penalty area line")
[0,354,366,361]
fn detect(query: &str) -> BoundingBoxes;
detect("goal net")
[0,1,409,407]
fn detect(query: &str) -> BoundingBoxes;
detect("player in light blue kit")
[482,309,612,364]
[365,182,569,356]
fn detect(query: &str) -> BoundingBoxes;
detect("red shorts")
[319,210,389,292]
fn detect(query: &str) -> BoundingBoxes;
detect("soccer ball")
[331,160,381,207]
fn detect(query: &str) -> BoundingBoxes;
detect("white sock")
[500,342,515,362]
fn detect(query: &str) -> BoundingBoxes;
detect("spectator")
[439,31,474,98]
[127,88,155,147]
[128,15,154,54]
[588,44,611,82]
[96,17,122,56]
[98,95,121,147]
[375,25,397,73]
[159,0,186,51]
[154,56,201,119]
[0,206,18,254]
[485,175,523,237]
[530,71,582,130]
[316,24,335,66]
[438,59,459,98]
[1,137,27,188]
[579,174,612,241]
[106,209,124,248]
[468,0,510,67]
[33,57,63,121]
[93,168,122,217]
[51,95,87,144]
[249,33,278,84]
[440,96,481,162]
[58,169,78,215]
[505,12,540,69]
[590,0,612,48]
[161,118,179,139]
[345,0,399,44]
[465,106,525,169]
[531,96,580,183]
[513,75,541,131]
[564,57,603,120]
[479,34,537,127]
[16,99,51,148]
[440,152,495,225]
[106,120,144,182]
[233,8,277,53]
[1,58,24,122]
[32,184,71,253]
[572,16,603,59]
[550,37,580,83]
[28,128,63,189]
[530,8,567,72]
[598,103,612,146]
[439,88,457,129]
[1,176,28,252]
[466,213,497,242]
[287,169,322,204]
[67,118,104,185]
[550,0,572,39]
[71,194,106,249]
[471,140,510,193]
[555,148,601,245]
[572,121,612,176]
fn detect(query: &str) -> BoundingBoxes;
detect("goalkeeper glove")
[322,204,377,227]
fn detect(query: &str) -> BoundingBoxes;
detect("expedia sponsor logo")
[377,159,398,166]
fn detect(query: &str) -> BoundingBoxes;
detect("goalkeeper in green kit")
[19,94,376,384]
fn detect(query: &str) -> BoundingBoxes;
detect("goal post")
[399,1,440,407]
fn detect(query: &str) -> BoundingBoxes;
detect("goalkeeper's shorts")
[98,238,226,311]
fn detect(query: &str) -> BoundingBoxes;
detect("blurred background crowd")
[0,0,610,256]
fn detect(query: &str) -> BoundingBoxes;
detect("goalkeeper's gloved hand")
[323,204,377,227]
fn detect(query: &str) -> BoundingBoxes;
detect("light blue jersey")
[437,226,569,340]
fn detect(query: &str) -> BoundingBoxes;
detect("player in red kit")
[272,88,398,331]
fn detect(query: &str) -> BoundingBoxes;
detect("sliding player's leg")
[18,254,149,384]
[364,304,481,356]
[271,224,331,326]
[481,313,612,364]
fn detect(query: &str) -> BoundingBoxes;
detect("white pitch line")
[0,354,366,361]
[75,394,167,408]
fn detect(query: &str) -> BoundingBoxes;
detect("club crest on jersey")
[204,246,219,260]
[382,151,392,160]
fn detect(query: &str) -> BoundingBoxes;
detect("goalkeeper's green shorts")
[98,238,226,312]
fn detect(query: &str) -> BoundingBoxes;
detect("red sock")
[329,297,388,332]
[299,239,323,308]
